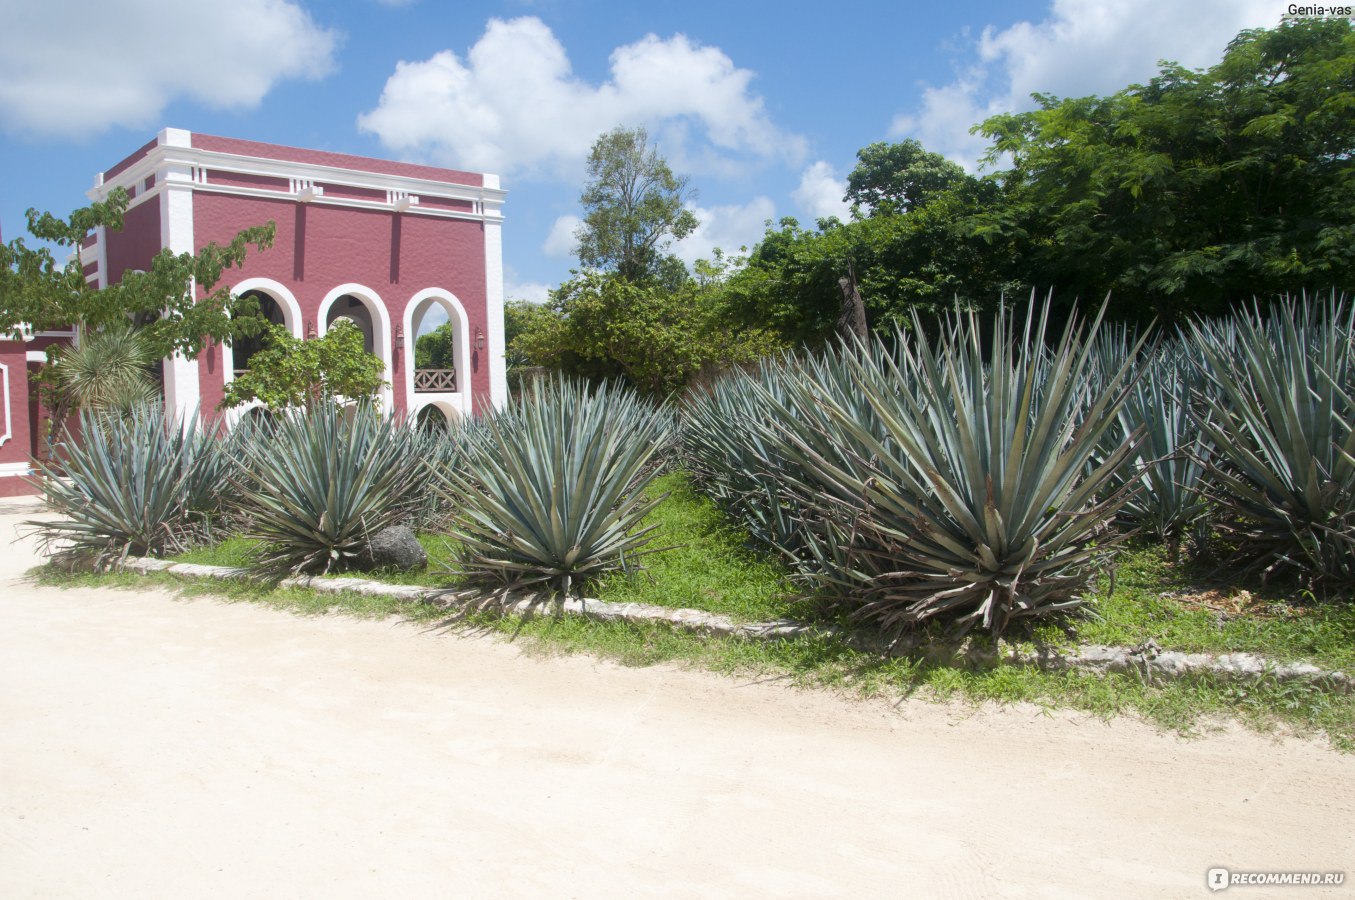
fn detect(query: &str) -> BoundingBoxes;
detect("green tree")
[576,127,699,282]
[845,139,972,217]
[1,187,277,359]
[976,17,1355,322]
[414,322,457,370]
[514,266,782,397]
[220,320,385,412]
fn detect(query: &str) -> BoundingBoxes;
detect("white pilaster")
[482,178,507,409]
[159,130,200,423]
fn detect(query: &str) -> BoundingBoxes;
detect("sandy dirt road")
[1,501,1351,899]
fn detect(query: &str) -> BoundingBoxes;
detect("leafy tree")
[1,187,277,359]
[514,266,782,397]
[976,17,1355,322]
[220,320,385,412]
[576,126,699,282]
[845,139,972,217]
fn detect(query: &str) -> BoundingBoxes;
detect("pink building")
[0,128,507,495]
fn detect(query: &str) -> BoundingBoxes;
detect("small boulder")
[359,525,427,572]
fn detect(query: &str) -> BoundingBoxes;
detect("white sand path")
[0,501,1350,898]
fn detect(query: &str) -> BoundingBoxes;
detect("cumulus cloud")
[505,274,552,305]
[542,214,582,259]
[672,197,775,268]
[0,0,338,137]
[891,0,1278,169]
[793,161,851,223]
[358,16,805,178]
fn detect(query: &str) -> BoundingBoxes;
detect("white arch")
[221,278,304,428]
[413,399,461,429]
[402,287,471,419]
[319,283,394,415]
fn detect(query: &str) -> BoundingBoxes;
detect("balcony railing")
[414,368,457,393]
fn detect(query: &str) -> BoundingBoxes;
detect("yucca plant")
[30,406,220,566]
[693,299,1146,637]
[432,376,671,603]
[1187,294,1355,587]
[232,403,424,576]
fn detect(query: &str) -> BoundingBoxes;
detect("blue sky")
[1,0,1283,308]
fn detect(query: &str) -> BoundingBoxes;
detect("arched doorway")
[415,403,451,433]
[318,284,393,415]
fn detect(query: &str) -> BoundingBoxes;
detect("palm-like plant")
[433,376,671,602]
[42,323,160,428]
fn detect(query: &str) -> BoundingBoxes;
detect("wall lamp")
[394,326,404,351]
[475,326,485,351]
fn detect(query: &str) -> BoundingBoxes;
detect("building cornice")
[89,141,506,224]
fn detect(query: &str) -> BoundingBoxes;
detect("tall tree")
[845,139,971,218]
[576,127,698,282]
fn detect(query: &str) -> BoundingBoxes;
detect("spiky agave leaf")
[29,405,215,566]
[232,403,422,576]
[1188,293,1355,587]
[1097,337,1213,556]
[432,376,671,603]
[765,300,1146,636]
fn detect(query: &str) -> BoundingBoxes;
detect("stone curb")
[123,557,1352,694]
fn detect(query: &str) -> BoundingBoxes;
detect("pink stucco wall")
[191,192,490,416]
[0,340,35,495]
[104,198,163,284]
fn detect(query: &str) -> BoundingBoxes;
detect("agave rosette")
[433,376,671,601]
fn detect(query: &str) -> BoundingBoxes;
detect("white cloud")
[505,276,552,305]
[891,0,1278,169]
[672,197,775,268]
[542,214,582,259]
[358,16,805,178]
[0,0,338,137]
[793,161,851,223]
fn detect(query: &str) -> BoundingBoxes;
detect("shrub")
[685,300,1145,637]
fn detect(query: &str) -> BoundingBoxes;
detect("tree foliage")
[845,139,971,217]
[975,17,1355,322]
[1,187,277,359]
[514,262,783,397]
[576,126,699,282]
[220,320,385,412]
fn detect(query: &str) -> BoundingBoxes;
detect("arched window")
[232,291,287,378]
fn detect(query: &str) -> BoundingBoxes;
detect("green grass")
[1075,543,1355,672]
[42,470,1355,751]
[588,472,805,621]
